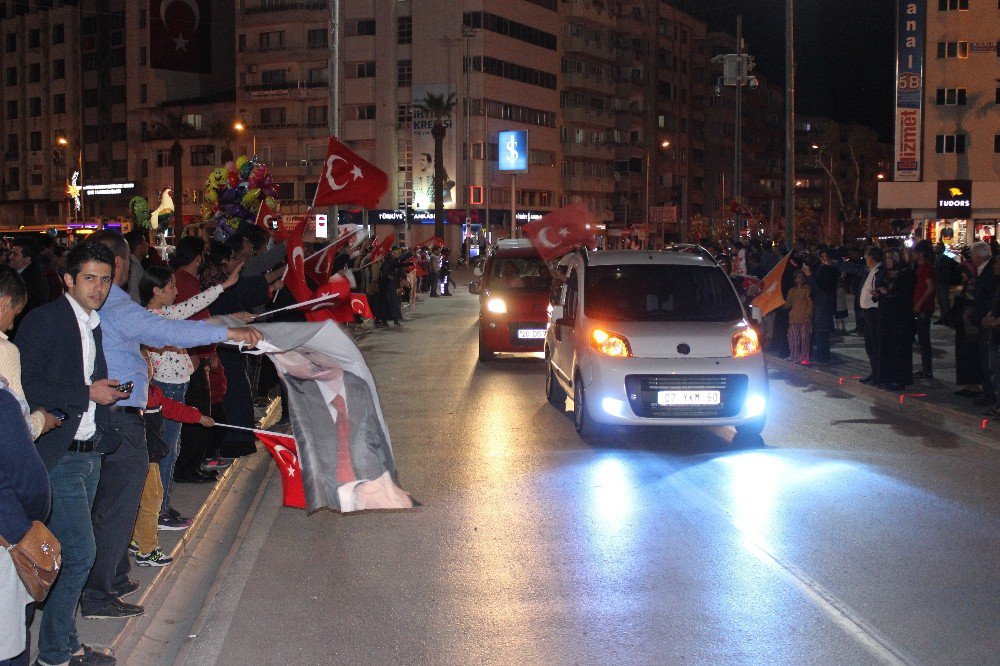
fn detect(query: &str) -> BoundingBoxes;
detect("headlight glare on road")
[732,327,761,358]
[743,394,766,418]
[602,397,627,418]
[591,328,632,358]
[485,297,507,314]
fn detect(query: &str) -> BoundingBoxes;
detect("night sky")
[677,0,897,140]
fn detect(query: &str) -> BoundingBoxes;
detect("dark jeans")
[81,412,147,611]
[915,313,933,374]
[37,451,101,665]
[980,337,996,400]
[862,308,880,377]
[154,379,187,515]
[813,328,831,363]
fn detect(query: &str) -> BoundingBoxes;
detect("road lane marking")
[665,472,918,666]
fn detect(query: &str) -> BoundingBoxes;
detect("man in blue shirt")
[79,232,263,619]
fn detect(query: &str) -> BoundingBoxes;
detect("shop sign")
[937,180,972,219]
[82,182,136,196]
[894,1,924,182]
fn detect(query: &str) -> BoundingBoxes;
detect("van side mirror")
[555,317,573,328]
[751,305,763,323]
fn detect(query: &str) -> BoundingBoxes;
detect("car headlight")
[485,297,507,314]
[732,327,761,358]
[591,328,632,358]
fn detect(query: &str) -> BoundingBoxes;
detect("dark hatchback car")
[475,239,551,362]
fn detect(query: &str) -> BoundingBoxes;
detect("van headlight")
[731,328,760,358]
[591,328,632,358]
[485,297,507,314]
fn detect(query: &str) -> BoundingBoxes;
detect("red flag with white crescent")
[149,0,212,74]
[255,198,280,232]
[284,221,312,303]
[522,203,598,261]
[349,293,374,319]
[312,136,388,209]
[256,431,306,509]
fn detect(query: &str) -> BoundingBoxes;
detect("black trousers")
[176,363,212,477]
[218,348,256,458]
[862,308,880,377]
[915,313,933,374]
[81,411,147,610]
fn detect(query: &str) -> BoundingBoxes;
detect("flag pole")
[251,292,341,321]
[214,422,290,437]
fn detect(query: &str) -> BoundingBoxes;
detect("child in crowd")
[784,270,814,365]
[130,350,215,566]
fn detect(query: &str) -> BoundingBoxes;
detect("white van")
[544,248,768,439]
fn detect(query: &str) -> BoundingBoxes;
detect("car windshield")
[489,256,550,291]
[584,264,744,322]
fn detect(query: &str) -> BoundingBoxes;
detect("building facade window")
[352,104,376,120]
[7,167,18,191]
[28,97,41,117]
[350,61,375,78]
[53,93,65,114]
[397,16,412,45]
[259,31,284,51]
[29,132,41,151]
[397,59,411,87]
[307,106,327,126]
[994,134,1000,154]
[307,28,327,48]
[190,145,215,167]
[5,33,15,53]
[52,23,64,44]
[28,28,39,48]
[4,66,14,86]
[934,133,967,153]
[351,19,375,36]
[935,88,967,105]
[937,0,968,9]
[469,56,556,89]
[260,107,286,126]
[936,41,969,58]
[261,69,286,85]
[463,12,557,50]
[307,67,327,85]
[52,59,64,78]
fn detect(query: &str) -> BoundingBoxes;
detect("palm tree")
[413,92,457,239]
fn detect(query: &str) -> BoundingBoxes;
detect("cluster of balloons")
[200,155,279,241]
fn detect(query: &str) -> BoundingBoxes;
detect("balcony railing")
[242,0,328,16]
[243,80,328,92]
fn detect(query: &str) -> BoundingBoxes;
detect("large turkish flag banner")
[312,137,388,209]
[149,0,212,74]
[522,203,598,261]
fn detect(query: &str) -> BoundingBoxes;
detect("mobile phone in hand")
[115,381,134,394]
[49,408,67,420]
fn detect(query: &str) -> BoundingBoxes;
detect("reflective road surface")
[186,291,1000,666]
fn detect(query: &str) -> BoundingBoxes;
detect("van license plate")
[657,390,721,406]
[517,329,546,339]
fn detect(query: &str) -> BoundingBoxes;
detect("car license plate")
[657,390,721,406]
[517,329,546,339]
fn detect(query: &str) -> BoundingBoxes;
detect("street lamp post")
[56,136,83,222]
[869,172,885,240]
[644,140,670,249]
[785,0,796,251]
[812,144,834,243]
[232,121,255,156]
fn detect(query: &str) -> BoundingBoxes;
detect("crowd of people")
[0,224,466,665]
[709,235,1000,415]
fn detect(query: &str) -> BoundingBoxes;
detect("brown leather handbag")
[1,520,61,602]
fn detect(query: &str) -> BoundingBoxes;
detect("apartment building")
[878,0,1000,245]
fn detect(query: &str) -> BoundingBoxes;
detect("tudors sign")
[894,0,925,182]
[937,180,972,219]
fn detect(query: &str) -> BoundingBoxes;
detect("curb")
[109,450,272,664]
[768,354,998,446]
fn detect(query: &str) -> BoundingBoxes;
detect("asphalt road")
[183,290,1000,666]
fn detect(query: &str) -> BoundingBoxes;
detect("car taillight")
[591,328,632,358]
[732,327,760,358]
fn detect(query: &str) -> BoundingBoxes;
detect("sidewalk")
[769,315,998,440]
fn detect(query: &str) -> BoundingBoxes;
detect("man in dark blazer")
[7,238,50,335]
[14,241,127,666]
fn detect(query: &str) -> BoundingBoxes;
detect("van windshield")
[489,257,551,291]
[584,264,744,322]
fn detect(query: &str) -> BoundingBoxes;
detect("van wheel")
[735,417,765,437]
[545,362,566,406]
[478,332,495,362]
[573,373,604,440]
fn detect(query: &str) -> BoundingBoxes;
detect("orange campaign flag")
[751,252,792,316]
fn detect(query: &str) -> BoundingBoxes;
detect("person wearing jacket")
[783,270,814,365]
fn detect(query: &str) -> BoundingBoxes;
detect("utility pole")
[734,16,742,242]
[328,0,340,230]
[785,0,796,251]
[462,26,476,237]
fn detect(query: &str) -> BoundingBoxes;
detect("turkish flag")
[149,0,211,74]
[257,431,306,509]
[312,137,388,209]
[255,199,280,232]
[751,252,792,316]
[522,203,598,261]
[349,293,374,319]
[369,233,395,262]
[284,221,312,303]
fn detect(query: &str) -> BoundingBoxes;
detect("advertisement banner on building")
[411,84,457,212]
[149,0,212,74]
[936,180,972,219]
[497,130,529,173]
[894,0,925,182]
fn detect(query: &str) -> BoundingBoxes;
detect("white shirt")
[66,293,101,440]
[859,263,881,309]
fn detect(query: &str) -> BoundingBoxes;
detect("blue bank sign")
[498,130,528,173]
[894,0,924,182]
